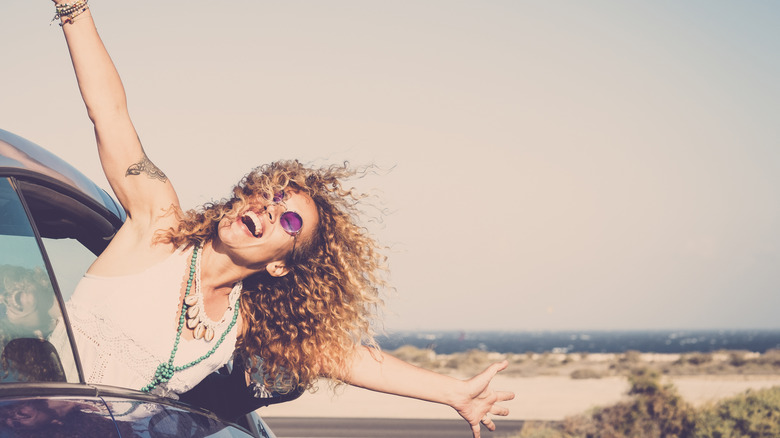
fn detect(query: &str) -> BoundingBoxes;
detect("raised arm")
[54,1,178,223]
[335,347,515,438]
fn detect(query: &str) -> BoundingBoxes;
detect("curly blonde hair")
[159,160,387,392]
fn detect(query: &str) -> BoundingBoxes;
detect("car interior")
[17,179,118,255]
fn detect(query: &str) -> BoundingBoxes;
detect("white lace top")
[60,247,239,397]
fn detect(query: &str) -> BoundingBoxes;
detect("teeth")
[243,210,262,237]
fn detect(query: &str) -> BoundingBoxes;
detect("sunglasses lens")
[280,211,303,235]
[262,190,286,203]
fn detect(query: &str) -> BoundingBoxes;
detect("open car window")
[17,179,112,303]
[0,178,78,383]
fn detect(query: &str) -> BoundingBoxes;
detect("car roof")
[0,128,125,223]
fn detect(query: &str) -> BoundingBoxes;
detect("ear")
[265,261,289,277]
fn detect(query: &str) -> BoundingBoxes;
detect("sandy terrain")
[260,374,626,420]
[260,351,780,421]
[260,374,780,421]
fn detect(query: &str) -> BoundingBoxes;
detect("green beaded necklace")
[141,244,241,393]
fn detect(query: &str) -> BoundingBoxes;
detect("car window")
[0,178,77,383]
[40,237,96,303]
[14,177,118,303]
[0,396,120,437]
[102,399,255,438]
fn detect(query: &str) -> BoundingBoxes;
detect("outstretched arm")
[334,347,515,438]
[53,1,178,223]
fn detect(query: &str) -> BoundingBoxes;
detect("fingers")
[495,389,516,403]
[476,360,509,381]
[484,390,512,417]
[486,359,509,375]
[465,360,514,438]
[490,404,510,417]
[470,360,510,393]
[482,414,496,429]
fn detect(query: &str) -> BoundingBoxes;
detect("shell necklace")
[184,242,242,342]
[141,243,241,393]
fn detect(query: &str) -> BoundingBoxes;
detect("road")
[262,417,526,438]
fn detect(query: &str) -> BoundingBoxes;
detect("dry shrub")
[728,350,750,367]
[508,353,526,364]
[695,386,780,438]
[682,352,713,366]
[621,350,642,363]
[502,368,780,438]
[512,421,568,438]
[570,368,603,380]
[388,345,436,368]
[755,349,780,368]
[609,350,644,374]
[562,369,696,438]
[445,349,492,372]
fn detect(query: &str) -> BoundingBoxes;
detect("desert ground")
[260,348,780,421]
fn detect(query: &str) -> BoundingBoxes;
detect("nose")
[265,203,286,224]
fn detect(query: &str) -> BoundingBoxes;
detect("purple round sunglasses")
[268,190,303,258]
[270,191,303,235]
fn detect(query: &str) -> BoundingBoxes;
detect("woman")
[49,1,514,436]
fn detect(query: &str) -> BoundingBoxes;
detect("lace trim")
[67,302,159,386]
[67,301,237,394]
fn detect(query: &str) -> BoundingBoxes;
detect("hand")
[451,360,515,438]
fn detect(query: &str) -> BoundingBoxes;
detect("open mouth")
[241,210,263,237]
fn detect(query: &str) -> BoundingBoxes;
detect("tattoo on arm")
[125,153,168,182]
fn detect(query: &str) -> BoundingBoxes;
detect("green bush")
[695,386,780,438]
[505,371,780,438]
[585,369,696,438]
[627,368,664,396]
[543,369,696,438]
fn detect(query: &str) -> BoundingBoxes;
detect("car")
[0,128,294,437]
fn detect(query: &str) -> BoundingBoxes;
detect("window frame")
[3,173,124,384]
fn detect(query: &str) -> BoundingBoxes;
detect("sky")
[3,2,780,332]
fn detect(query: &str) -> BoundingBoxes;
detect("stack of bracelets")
[52,0,89,26]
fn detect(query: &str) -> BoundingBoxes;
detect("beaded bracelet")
[52,0,90,26]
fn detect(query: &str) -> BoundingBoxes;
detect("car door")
[1,130,276,437]
[0,129,124,384]
[0,176,82,383]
